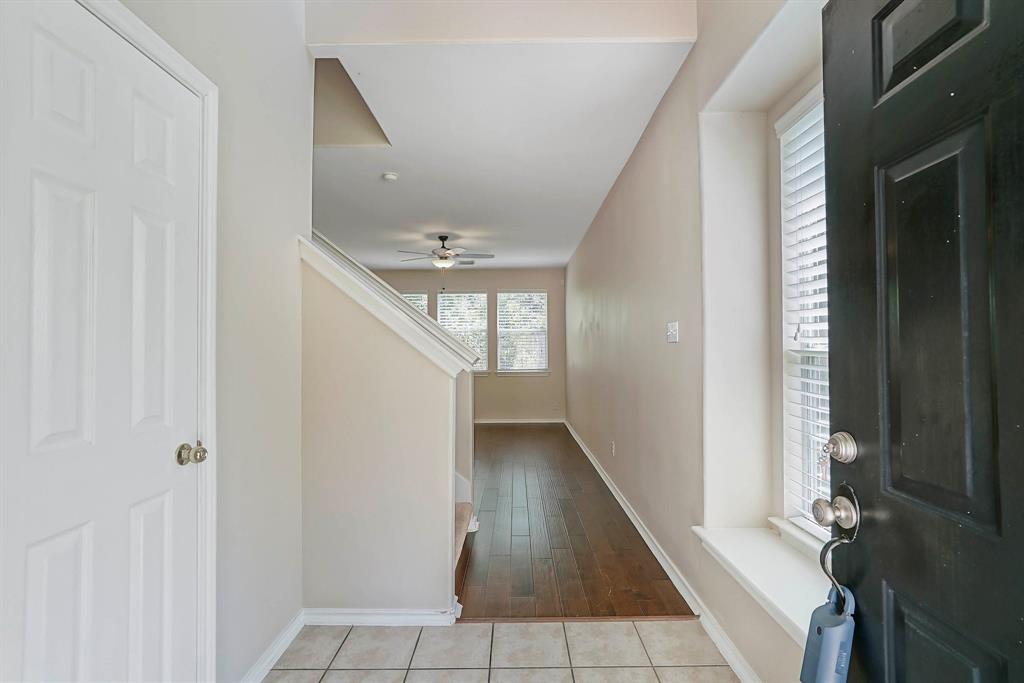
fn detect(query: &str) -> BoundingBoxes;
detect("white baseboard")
[305,607,456,626]
[562,421,703,609]
[695,602,761,683]
[245,606,457,680]
[563,420,760,683]
[473,417,565,424]
[240,608,304,683]
[245,424,757,683]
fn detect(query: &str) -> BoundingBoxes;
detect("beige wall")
[302,265,453,609]
[121,2,312,680]
[376,268,567,422]
[455,370,474,497]
[565,1,808,680]
[314,58,389,147]
[699,111,772,528]
[306,1,697,47]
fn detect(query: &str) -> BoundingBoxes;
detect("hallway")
[460,425,693,619]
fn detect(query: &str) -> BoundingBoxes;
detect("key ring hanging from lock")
[820,537,851,611]
[813,482,861,613]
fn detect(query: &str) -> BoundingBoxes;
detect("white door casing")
[0,1,218,681]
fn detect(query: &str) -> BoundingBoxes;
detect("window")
[497,292,548,372]
[779,100,830,528]
[438,292,488,371]
[401,292,428,316]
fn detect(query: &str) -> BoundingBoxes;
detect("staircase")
[299,231,480,623]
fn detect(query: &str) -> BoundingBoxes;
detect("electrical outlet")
[611,441,616,457]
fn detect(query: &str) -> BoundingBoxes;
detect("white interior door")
[1,1,206,680]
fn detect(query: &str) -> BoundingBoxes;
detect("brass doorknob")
[175,440,209,466]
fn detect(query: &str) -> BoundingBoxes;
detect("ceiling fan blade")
[400,256,432,262]
[397,250,430,255]
[457,253,494,259]
[458,260,475,265]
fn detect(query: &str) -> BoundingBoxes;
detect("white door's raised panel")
[129,491,174,682]
[30,172,96,452]
[133,92,176,184]
[2,1,205,680]
[32,27,95,142]
[22,523,94,683]
[131,210,175,430]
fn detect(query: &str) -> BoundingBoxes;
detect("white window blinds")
[497,292,548,371]
[780,101,830,526]
[438,292,488,371]
[401,292,428,316]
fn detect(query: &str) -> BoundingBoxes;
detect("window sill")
[496,370,550,377]
[692,525,828,644]
[768,516,829,560]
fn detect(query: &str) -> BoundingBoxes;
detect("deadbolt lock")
[175,440,208,466]
[823,431,858,464]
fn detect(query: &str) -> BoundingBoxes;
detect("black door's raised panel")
[873,0,986,98]
[883,582,1007,682]
[826,0,1024,678]
[876,119,999,531]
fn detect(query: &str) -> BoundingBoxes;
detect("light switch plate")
[666,321,679,343]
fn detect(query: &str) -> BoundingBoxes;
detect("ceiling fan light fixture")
[432,257,455,269]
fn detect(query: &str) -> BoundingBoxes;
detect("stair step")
[454,502,473,569]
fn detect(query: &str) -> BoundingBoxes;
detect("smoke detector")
[381,172,399,182]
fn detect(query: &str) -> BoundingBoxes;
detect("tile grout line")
[563,621,576,683]
[487,622,495,683]
[632,620,655,670]
[404,626,424,682]
[318,626,355,683]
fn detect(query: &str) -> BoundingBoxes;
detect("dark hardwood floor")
[458,423,694,619]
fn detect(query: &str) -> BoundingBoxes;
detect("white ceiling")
[312,42,691,269]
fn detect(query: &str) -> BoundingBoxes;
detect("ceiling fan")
[398,235,495,269]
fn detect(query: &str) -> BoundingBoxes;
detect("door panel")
[879,118,998,529]
[883,584,1006,683]
[0,2,204,680]
[823,0,1024,680]
[874,0,987,97]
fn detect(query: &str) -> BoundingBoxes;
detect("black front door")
[822,1,1024,680]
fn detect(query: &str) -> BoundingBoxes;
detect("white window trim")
[773,82,823,137]
[496,370,551,377]
[775,82,831,545]
[496,290,550,373]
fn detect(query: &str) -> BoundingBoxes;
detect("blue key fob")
[800,586,855,683]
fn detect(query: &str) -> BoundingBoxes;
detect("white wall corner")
[454,471,472,504]
[239,609,305,683]
[697,111,773,529]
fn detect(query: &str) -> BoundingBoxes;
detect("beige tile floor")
[264,620,738,683]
